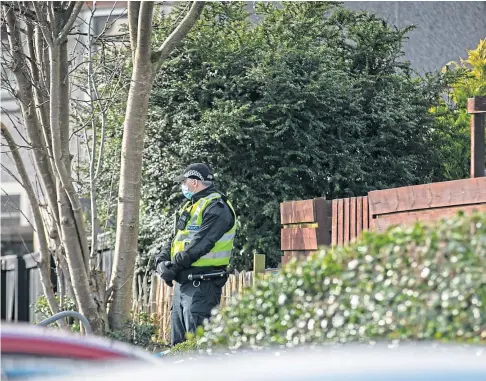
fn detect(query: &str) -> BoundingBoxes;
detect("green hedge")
[198,212,486,350]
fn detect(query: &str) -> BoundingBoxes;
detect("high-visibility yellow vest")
[170,192,236,267]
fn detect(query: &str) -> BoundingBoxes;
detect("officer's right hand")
[156,261,177,287]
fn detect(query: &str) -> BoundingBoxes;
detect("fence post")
[468,96,486,178]
[253,253,265,287]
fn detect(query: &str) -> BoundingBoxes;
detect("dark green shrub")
[198,212,486,350]
[92,2,452,270]
[142,2,450,269]
[166,337,200,357]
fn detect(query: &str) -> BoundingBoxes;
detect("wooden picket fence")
[331,196,370,246]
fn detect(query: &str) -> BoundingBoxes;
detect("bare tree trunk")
[109,2,155,329]
[87,6,100,270]
[56,181,104,333]
[55,247,76,301]
[49,41,90,274]
[42,5,105,334]
[109,1,205,330]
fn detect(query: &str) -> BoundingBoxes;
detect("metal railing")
[37,311,92,335]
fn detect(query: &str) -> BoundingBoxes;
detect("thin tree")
[108,1,205,329]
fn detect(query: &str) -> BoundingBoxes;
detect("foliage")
[139,2,450,269]
[198,212,486,350]
[166,337,199,357]
[431,39,486,180]
[106,312,161,351]
[35,295,80,332]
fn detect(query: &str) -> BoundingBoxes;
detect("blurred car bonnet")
[1,323,159,380]
[29,343,486,381]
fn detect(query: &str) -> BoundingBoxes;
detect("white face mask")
[181,183,194,200]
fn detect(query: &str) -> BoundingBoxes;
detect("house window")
[93,13,127,37]
[1,194,21,226]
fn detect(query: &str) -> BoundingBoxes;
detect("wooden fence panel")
[368,177,486,216]
[280,199,316,225]
[363,196,369,230]
[343,198,350,245]
[330,196,369,246]
[331,199,338,246]
[350,197,357,242]
[337,198,344,246]
[357,197,363,237]
[281,228,318,251]
[280,198,332,265]
[373,204,486,233]
[369,178,486,232]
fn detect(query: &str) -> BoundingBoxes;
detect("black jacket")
[154,185,235,283]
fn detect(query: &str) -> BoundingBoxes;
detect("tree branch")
[128,1,140,62]
[56,1,83,43]
[63,1,76,21]
[1,162,25,188]
[27,22,54,170]
[59,38,91,273]
[87,1,100,269]
[151,1,205,76]
[31,2,53,46]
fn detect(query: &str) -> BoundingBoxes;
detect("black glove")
[156,261,177,287]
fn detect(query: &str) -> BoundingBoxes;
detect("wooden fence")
[280,198,331,265]
[368,177,486,232]
[281,177,486,263]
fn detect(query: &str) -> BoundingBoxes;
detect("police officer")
[155,163,237,346]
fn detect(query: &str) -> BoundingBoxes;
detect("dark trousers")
[170,279,224,346]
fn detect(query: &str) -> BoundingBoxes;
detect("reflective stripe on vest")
[170,193,236,267]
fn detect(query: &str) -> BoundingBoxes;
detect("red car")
[1,323,159,380]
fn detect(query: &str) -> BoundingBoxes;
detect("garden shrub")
[198,212,486,350]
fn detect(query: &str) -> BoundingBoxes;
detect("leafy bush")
[198,212,486,350]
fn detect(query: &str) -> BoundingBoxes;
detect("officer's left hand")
[156,261,177,287]
[173,251,192,269]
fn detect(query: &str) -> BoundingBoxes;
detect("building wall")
[344,1,486,73]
